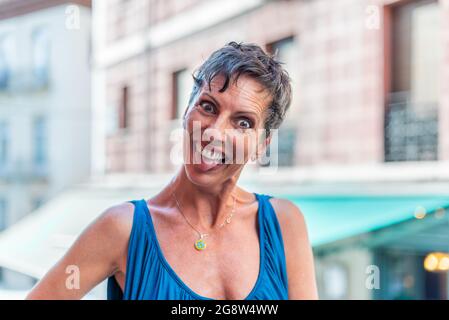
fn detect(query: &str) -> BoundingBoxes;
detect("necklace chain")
[171,191,236,240]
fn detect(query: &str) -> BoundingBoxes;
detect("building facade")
[0,0,92,289]
[93,0,449,174]
[92,0,449,300]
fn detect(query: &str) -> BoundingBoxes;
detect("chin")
[183,162,232,188]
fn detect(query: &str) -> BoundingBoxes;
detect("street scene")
[0,0,448,300]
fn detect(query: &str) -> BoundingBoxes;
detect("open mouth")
[193,143,228,172]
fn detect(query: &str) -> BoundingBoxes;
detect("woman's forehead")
[200,74,271,113]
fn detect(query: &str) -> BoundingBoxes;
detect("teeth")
[195,144,224,162]
[202,148,223,161]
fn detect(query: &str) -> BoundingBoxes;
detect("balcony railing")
[384,92,439,162]
[276,125,297,167]
[0,68,49,94]
[259,124,297,168]
[0,159,48,182]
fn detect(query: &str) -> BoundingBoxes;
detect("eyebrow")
[202,92,260,121]
[203,93,221,108]
[234,111,259,122]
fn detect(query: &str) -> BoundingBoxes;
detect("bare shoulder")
[93,201,135,244]
[26,201,137,299]
[268,197,308,239]
[75,200,136,268]
[268,197,318,299]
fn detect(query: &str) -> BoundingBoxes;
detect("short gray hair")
[187,41,292,136]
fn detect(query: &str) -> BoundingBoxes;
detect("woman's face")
[182,74,271,188]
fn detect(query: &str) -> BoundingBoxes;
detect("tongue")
[199,159,220,171]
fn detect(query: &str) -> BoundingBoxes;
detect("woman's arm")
[26,202,133,299]
[270,198,319,300]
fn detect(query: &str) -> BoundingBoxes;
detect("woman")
[26,42,318,300]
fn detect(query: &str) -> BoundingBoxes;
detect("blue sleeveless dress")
[107,193,289,300]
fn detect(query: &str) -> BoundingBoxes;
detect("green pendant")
[194,237,207,251]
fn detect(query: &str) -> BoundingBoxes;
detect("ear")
[182,105,190,129]
[264,133,272,148]
[255,130,271,159]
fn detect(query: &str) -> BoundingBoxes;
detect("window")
[172,69,192,120]
[118,86,129,129]
[0,121,8,166]
[32,27,51,87]
[0,34,15,90]
[267,36,299,122]
[0,199,6,231]
[33,116,47,167]
[266,37,299,167]
[391,0,440,107]
[385,0,440,161]
[0,40,8,89]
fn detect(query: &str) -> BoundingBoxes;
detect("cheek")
[229,134,257,163]
[185,107,209,132]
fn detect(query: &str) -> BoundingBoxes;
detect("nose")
[208,112,228,131]
[202,116,228,148]
[205,112,229,133]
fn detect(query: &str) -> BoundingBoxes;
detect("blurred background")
[0,0,448,300]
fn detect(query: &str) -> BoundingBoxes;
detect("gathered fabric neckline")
[139,193,265,300]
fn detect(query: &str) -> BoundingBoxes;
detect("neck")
[167,166,242,230]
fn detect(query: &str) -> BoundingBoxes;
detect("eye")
[237,118,253,129]
[199,101,216,114]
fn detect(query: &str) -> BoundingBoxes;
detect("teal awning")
[284,195,449,247]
